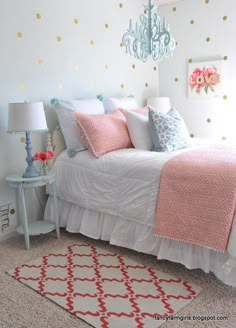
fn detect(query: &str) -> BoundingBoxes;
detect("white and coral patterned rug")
[8,243,201,328]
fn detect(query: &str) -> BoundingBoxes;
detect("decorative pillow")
[51,98,104,152]
[75,109,133,158]
[148,107,190,152]
[119,106,148,117]
[103,96,138,114]
[126,111,153,150]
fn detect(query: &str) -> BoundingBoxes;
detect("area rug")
[7,243,201,328]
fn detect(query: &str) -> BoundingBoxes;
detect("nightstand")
[6,173,60,250]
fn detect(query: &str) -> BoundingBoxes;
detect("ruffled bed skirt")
[44,196,236,287]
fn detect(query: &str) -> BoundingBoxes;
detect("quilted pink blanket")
[155,145,236,252]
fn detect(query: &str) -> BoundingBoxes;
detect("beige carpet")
[0,229,236,328]
[7,243,201,328]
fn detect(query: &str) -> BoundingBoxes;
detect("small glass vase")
[40,161,48,176]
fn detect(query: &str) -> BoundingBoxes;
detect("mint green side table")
[6,173,60,250]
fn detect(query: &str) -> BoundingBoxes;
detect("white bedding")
[45,141,236,286]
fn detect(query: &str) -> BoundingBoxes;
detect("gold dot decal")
[105,24,109,29]
[188,58,192,63]
[120,83,124,89]
[190,20,195,24]
[36,13,41,19]
[120,42,123,47]
[223,16,228,21]
[172,7,176,12]
[18,84,25,91]
[205,0,209,4]
[38,59,43,65]
[119,3,123,8]
[17,32,22,38]
[74,18,78,24]
[90,40,94,45]
[223,56,228,61]
[145,83,148,87]
[20,136,26,143]
[206,37,211,42]
[175,77,179,82]
[132,64,135,69]
[10,208,15,215]
[105,64,109,69]
[207,118,211,123]
[57,36,62,42]
[223,95,227,100]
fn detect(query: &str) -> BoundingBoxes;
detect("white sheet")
[51,148,173,224]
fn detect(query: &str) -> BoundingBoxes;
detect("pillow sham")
[119,106,148,117]
[51,98,104,152]
[103,96,138,114]
[148,107,190,152]
[75,109,133,158]
[126,111,153,150]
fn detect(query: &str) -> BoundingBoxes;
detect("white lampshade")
[147,97,171,114]
[8,102,48,133]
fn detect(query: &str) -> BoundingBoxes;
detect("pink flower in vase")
[33,151,55,175]
[47,150,54,160]
[33,151,54,162]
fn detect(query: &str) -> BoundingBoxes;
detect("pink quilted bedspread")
[155,145,236,252]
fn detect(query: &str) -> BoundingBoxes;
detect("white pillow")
[103,96,138,114]
[126,110,153,151]
[52,98,104,151]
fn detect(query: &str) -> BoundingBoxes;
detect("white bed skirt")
[45,196,236,287]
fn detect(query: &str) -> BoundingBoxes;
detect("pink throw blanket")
[155,146,236,252]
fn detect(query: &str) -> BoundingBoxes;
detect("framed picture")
[188,60,222,98]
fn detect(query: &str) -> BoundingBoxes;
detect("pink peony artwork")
[188,60,222,97]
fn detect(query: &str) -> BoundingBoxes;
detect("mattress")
[48,141,236,257]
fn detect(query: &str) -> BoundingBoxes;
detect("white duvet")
[51,141,236,257]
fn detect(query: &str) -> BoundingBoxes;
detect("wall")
[159,0,236,140]
[0,0,159,240]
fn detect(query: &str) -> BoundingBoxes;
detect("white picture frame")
[188,60,222,98]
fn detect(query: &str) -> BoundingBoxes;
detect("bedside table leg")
[52,181,60,239]
[19,184,30,250]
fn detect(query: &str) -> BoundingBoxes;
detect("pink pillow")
[75,109,133,158]
[119,106,148,117]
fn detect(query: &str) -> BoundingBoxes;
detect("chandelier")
[122,0,176,62]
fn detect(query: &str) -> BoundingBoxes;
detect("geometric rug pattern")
[8,243,201,328]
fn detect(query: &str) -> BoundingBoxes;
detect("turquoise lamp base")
[22,131,40,178]
[22,166,40,178]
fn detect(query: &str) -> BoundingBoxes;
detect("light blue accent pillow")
[51,98,104,153]
[148,107,190,152]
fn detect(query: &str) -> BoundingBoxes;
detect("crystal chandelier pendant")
[122,0,176,62]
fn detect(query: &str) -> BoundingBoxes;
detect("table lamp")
[8,102,48,178]
[147,97,171,114]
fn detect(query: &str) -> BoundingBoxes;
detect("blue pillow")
[148,107,190,152]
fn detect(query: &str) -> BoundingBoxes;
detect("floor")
[0,229,235,328]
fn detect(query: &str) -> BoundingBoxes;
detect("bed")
[44,125,236,287]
